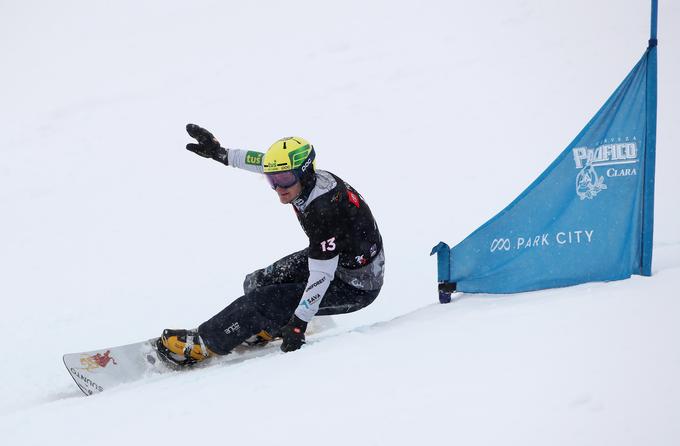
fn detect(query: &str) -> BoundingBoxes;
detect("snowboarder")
[158,124,385,365]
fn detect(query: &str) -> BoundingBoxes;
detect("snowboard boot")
[156,329,213,367]
[243,330,275,347]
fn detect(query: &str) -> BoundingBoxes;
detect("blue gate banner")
[432,39,658,294]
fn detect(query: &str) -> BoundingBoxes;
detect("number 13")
[320,237,336,252]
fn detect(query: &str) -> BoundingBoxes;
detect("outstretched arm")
[185,123,263,173]
[226,149,264,174]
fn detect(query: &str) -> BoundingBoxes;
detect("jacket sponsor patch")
[301,293,321,309]
[347,191,360,208]
[305,276,326,292]
[245,151,263,166]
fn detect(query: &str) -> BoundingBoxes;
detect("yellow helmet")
[263,137,315,174]
[262,137,316,190]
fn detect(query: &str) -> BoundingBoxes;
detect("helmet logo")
[301,156,313,172]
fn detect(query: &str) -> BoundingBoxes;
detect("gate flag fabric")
[432,34,658,294]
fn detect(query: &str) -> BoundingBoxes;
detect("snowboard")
[63,317,337,396]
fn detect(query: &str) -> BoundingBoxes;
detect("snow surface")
[1,1,679,444]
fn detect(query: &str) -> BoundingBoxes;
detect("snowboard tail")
[63,338,164,396]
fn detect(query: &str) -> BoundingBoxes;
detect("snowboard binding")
[155,329,212,367]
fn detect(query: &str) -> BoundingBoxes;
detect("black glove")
[185,123,228,164]
[280,315,308,352]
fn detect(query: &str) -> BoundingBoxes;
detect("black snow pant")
[198,249,381,355]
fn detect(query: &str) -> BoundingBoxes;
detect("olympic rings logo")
[489,238,511,252]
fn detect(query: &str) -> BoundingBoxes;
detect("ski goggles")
[265,170,299,189]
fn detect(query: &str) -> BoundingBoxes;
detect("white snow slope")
[1,1,679,445]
